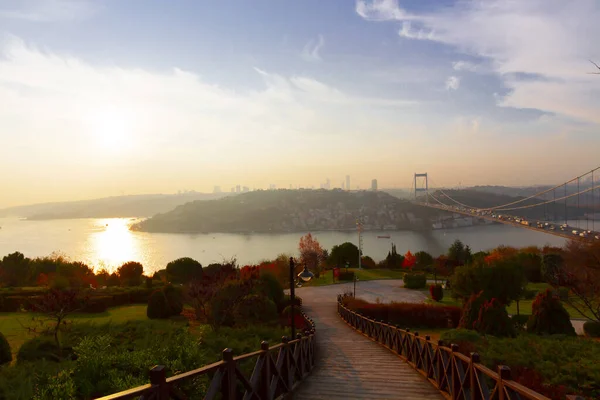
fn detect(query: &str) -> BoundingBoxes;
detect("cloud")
[355,0,600,124]
[302,34,325,62]
[355,0,413,21]
[0,0,98,22]
[398,22,434,40]
[445,76,460,91]
[0,38,418,174]
[452,61,478,72]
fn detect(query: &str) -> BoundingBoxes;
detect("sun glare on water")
[90,219,141,271]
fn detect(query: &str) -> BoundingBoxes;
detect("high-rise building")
[242,186,249,192]
[346,175,350,191]
[236,185,241,193]
[213,186,221,193]
[325,178,331,190]
[371,179,378,191]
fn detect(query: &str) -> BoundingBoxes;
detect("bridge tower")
[414,173,429,203]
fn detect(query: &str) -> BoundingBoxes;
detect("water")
[0,217,567,275]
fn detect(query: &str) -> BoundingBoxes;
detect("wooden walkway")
[292,297,443,400]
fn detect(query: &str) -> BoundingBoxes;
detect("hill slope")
[132,189,446,233]
[0,192,231,220]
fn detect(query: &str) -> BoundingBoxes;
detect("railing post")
[469,352,480,400]
[451,344,459,400]
[259,341,270,400]
[149,365,168,400]
[221,348,236,400]
[282,336,292,391]
[296,333,303,380]
[498,365,511,400]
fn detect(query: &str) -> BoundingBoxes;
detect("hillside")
[0,192,232,220]
[131,189,447,233]
[429,189,593,220]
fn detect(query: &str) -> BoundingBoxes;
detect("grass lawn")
[0,304,153,356]
[304,268,405,286]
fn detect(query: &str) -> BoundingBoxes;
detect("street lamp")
[289,257,313,338]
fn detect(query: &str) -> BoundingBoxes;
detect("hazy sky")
[1,0,599,208]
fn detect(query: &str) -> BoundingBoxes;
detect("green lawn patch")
[305,268,405,286]
[0,305,151,356]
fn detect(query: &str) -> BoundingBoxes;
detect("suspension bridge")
[411,167,600,243]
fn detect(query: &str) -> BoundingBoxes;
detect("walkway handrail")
[337,295,584,400]
[98,308,316,400]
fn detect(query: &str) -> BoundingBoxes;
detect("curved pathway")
[292,282,442,400]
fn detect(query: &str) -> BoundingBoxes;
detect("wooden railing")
[98,310,316,400]
[337,296,584,400]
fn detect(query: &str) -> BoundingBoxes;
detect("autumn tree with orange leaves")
[299,233,325,278]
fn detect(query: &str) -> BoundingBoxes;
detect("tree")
[527,289,576,335]
[186,261,238,322]
[414,251,433,271]
[117,261,144,286]
[166,257,203,284]
[385,243,404,269]
[402,251,416,270]
[0,252,31,287]
[553,240,600,322]
[299,233,325,277]
[451,258,526,305]
[448,239,472,266]
[28,289,87,348]
[328,242,359,268]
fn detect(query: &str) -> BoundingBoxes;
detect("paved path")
[291,283,442,400]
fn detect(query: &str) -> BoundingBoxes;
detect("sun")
[84,106,134,151]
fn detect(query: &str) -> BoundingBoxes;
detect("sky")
[0,0,599,208]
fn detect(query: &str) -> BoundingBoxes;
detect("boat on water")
[377,235,391,239]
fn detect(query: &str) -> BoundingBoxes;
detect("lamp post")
[289,257,314,338]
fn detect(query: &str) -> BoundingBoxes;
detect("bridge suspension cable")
[427,166,600,212]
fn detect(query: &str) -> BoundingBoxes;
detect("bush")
[0,332,11,365]
[166,257,203,284]
[429,284,444,302]
[458,291,485,330]
[583,321,600,338]
[338,271,355,281]
[440,328,483,344]
[511,314,529,331]
[258,273,284,308]
[209,280,249,328]
[343,297,460,328]
[80,298,108,313]
[233,294,277,326]
[146,286,182,319]
[527,289,575,336]
[439,329,482,355]
[403,272,426,289]
[0,295,29,312]
[474,298,516,337]
[17,336,63,363]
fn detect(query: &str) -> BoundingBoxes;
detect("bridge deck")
[292,294,442,400]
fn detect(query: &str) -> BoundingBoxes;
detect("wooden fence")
[337,295,584,400]
[98,310,316,400]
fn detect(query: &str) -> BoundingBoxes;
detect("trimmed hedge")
[429,284,443,302]
[403,273,426,289]
[146,286,183,319]
[0,288,154,313]
[527,289,575,336]
[0,332,11,365]
[583,321,600,338]
[338,271,355,281]
[343,297,460,328]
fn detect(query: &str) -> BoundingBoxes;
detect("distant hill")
[132,189,447,233]
[0,192,232,220]
[428,189,593,220]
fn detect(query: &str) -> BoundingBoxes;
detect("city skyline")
[0,0,599,208]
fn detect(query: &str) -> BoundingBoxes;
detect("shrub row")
[338,271,355,281]
[0,288,155,313]
[403,273,427,289]
[343,297,461,328]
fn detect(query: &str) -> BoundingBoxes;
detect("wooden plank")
[292,298,442,400]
